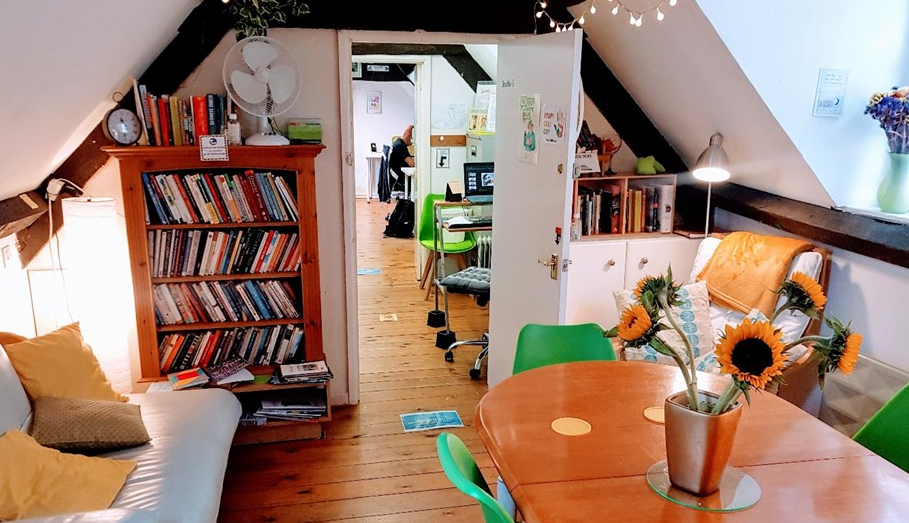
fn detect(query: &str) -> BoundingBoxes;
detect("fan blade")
[242,40,278,71]
[267,64,298,105]
[231,70,267,104]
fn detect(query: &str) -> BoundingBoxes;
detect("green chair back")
[418,193,477,254]
[852,382,909,473]
[512,323,617,375]
[436,432,515,523]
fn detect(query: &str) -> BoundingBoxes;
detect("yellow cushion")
[0,430,136,520]
[2,323,127,402]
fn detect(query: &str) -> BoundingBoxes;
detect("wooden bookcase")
[105,145,329,443]
[573,172,677,239]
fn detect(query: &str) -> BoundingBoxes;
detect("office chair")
[513,323,617,375]
[436,432,516,523]
[438,266,491,380]
[418,193,477,299]
[852,381,909,473]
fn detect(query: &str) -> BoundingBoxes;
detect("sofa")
[0,330,242,523]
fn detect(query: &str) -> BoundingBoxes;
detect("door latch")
[537,253,559,280]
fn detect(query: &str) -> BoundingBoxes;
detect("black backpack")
[384,198,415,238]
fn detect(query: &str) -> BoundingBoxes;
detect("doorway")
[339,31,507,404]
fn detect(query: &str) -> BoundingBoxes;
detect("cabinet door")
[565,241,627,328]
[624,237,702,289]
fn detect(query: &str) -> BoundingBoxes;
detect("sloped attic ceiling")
[0,0,200,202]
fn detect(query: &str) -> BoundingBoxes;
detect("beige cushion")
[614,281,714,367]
[0,430,136,520]
[2,322,127,402]
[30,397,150,453]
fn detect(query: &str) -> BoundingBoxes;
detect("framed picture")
[351,61,362,79]
[367,91,382,114]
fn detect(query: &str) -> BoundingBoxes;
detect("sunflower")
[836,333,862,375]
[789,272,827,311]
[715,319,786,390]
[618,305,652,342]
[633,269,680,307]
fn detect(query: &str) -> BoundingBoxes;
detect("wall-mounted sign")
[813,68,848,117]
[367,64,390,72]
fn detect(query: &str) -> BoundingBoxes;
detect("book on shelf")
[658,184,674,233]
[167,367,209,390]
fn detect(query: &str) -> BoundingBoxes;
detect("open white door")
[487,30,583,386]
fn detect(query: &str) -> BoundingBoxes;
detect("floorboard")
[219,198,492,523]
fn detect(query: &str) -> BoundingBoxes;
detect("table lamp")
[692,133,731,237]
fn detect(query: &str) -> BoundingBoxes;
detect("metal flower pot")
[664,390,743,496]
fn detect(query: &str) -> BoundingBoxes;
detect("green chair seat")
[852,382,909,473]
[513,322,617,375]
[418,193,477,255]
[436,432,515,523]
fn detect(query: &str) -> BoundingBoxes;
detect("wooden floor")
[218,198,495,523]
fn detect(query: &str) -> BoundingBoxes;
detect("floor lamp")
[692,133,731,237]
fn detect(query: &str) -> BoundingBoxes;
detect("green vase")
[877,153,909,214]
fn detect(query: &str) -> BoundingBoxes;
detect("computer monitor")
[463,162,494,202]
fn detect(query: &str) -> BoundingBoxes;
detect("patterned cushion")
[440,266,491,294]
[29,397,150,454]
[614,281,714,367]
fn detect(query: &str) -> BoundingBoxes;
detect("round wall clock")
[103,107,143,146]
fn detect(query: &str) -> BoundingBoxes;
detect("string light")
[534,0,678,32]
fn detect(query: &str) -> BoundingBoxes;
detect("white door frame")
[337,30,516,404]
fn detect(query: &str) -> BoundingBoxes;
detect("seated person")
[389,124,415,192]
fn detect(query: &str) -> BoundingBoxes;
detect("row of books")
[626,185,673,234]
[141,170,299,225]
[135,83,230,147]
[153,279,301,326]
[577,185,620,236]
[149,228,301,277]
[158,324,306,372]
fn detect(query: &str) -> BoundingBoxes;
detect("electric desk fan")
[223,36,301,146]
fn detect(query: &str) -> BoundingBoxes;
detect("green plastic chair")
[852,382,909,473]
[418,193,477,291]
[436,432,515,523]
[512,322,617,375]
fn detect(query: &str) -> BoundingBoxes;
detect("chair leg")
[419,255,435,289]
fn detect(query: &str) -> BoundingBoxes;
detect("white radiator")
[818,354,909,437]
[476,234,492,268]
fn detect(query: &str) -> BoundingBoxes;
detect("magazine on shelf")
[278,360,333,383]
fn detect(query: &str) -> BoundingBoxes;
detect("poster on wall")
[813,68,848,117]
[541,105,567,145]
[519,94,540,164]
[367,91,382,114]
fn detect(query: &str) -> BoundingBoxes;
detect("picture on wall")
[352,62,362,79]
[367,91,382,114]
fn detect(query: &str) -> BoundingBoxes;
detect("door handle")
[640,257,649,266]
[606,259,616,267]
[537,253,559,280]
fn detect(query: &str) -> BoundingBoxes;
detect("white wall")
[700,0,909,211]
[352,79,415,198]
[717,209,909,375]
[427,55,479,195]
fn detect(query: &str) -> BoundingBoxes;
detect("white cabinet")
[565,236,701,328]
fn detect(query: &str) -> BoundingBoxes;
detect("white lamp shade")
[693,133,730,182]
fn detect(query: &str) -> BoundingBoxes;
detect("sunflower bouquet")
[607,267,862,414]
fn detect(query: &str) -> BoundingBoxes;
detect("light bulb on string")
[635,15,642,26]
[590,4,596,13]
[579,15,585,24]
[550,19,556,28]
[669,0,677,5]
[540,1,548,7]
[657,7,664,20]
[629,12,636,24]
[612,5,619,14]
[536,10,543,18]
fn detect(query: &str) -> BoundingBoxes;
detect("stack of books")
[253,389,327,421]
[275,360,333,384]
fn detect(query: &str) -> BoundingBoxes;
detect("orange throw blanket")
[696,232,813,317]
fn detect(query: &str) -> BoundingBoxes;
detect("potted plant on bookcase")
[225,0,311,39]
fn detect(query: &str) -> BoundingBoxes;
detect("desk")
[364,151,383,202]
[476,361,909,522]
[401,166,415,201]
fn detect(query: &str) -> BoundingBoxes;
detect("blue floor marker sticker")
[357,267,382,275]
[400,410,464,432]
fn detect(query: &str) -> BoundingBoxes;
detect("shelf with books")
[105,146,326,371]
[572,172,676,239]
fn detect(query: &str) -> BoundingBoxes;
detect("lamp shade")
[693,133,730,182]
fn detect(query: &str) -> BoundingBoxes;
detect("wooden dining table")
[475,360,909,522]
